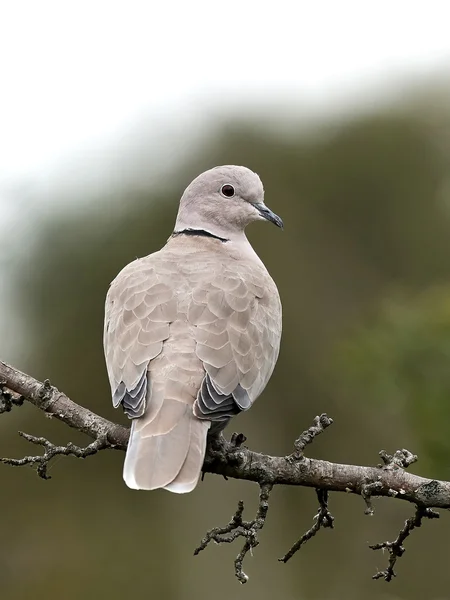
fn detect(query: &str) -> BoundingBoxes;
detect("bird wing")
[189,258,282,425]
[104,254,176,418]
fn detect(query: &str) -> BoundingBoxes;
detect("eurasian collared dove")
[104,165,282,493]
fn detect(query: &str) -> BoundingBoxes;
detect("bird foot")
[230,432,247,449]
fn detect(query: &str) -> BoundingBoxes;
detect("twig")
[279,489,334,563]
[194,483,272,583]
[291,413,333,459]
[1,432,111,479]
[370,506,440,581]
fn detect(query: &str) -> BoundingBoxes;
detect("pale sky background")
[1,0,450,195]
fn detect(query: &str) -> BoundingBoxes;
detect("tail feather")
[164,418,210,493]
[124,400,190,490]
[123,398,209,492]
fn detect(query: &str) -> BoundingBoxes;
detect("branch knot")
[0,381,24,413]
[379,449,418,470]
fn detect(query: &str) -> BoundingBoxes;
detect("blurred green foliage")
[2,85,450,600]
[339,286,450,474]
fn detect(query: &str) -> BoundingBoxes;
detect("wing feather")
[104,258,173,419]
[192,262,281,426]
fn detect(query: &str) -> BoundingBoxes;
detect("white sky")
[1,0,450,188]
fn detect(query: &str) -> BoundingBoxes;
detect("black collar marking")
[173,228,229,243]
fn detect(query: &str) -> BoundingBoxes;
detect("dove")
[103,165,282,493]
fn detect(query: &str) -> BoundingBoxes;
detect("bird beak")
[251,203,284,229]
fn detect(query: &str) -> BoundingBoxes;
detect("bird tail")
[123,391,210,493]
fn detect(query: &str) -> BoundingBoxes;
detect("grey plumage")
[104,165,282,493]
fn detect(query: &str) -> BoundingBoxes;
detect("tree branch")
[0,361,129,449]
[0,359,447,583]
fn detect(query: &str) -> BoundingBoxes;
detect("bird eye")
[220,184,235,198]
